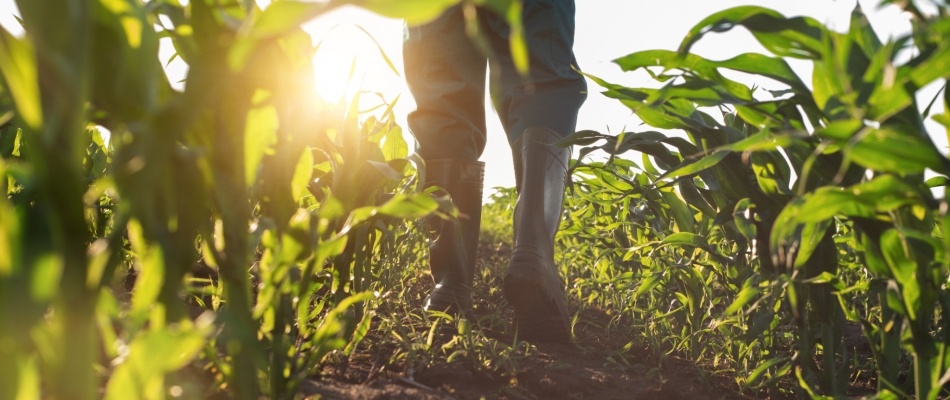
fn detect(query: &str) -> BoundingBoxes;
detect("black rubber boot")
[504,127,572,344]
[423,159,485,314]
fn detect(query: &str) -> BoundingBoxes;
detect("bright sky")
[0,0,943,199]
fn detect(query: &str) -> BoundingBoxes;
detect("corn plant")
[557,2,950,398]
[0,0,535,399]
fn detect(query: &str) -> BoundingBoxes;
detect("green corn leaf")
[925,176,948,188]
[658,151,729,181]
[909,44,950,89]
[733,199,756,241]
[249,1,333,39]
[744,99,806,124]
[848,4,882,59]
[635,272,664,297]
[29,254,62,302]
[817,120,950,175]
[794,219,833,268]
[614,50,809,96]
[376,193,438,219]
[12,355,40,400]
[798,175,923,223]
[0,26,41,130]
[803,271,838,285]
[641,153,661,176]
[310,291,375,359]
[343,310,374,357]
[871,390,902,400]
[679,179,717,219]
[661,232,707,248]
[0,189,17,277]
[715,130,796,153]
[645,79,747,107]
[794,367,834,400]
[498,0,530,76]
[725,285,760,315]
[245,106,279,187]
[860,232,891,277]
[291,149,314,202]
[356,0,461,25]
[735,307,777,342]
[771,175,924,262]
[880,229,921,320]
[751,151,793,198]
[553,130,606,148]
[351,25,401,77]
[866,83,913,121]
[367,160,406,181]
[884,281,907,316]
[382,125,408,160]
[104,322,210,400]
[631,104,697,131]
[744,356,788,389]
[126,220,165,317]
[231,0,412,70]
[679,6,825,60]
[661,188,695,233]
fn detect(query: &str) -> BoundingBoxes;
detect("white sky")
[0,0,943,198]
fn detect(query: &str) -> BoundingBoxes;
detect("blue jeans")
[404,0,587,161]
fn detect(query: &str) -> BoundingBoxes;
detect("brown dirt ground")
[301,241,754,400]
[303,316,751,400]
[143,236,885,399]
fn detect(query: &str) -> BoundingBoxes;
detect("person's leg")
[405,6,489,162]
[484,0,586,343]
[486,0,587,143]
[404,7,488,313]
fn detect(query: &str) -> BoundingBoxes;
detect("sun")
[157,2,408,112]
[301,6,408,107]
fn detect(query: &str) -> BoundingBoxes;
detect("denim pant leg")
[404,6,489,162]
[486,0,587,142]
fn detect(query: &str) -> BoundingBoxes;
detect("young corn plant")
[0,0,531,399]
[558,2,950,398]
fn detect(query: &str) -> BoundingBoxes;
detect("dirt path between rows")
[304,326,747,400]
[302,241,752,400]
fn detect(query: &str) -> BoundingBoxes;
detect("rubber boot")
[504,127,572,343]
[423,159,485,314]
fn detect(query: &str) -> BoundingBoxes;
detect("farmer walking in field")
[404,0,586,343]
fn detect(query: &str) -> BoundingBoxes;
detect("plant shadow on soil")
[302,240,752,400]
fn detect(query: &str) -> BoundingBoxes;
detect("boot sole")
[503,269,570,344]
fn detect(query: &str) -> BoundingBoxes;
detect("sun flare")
[303,8,407,107]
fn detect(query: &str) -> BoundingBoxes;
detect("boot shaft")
[504,126,573,343]
[424,159,484,295]
[511,127,570,259]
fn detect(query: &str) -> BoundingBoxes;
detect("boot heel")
[425,279,473,314]
[504,270,570,343]
[502,268,543,314]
